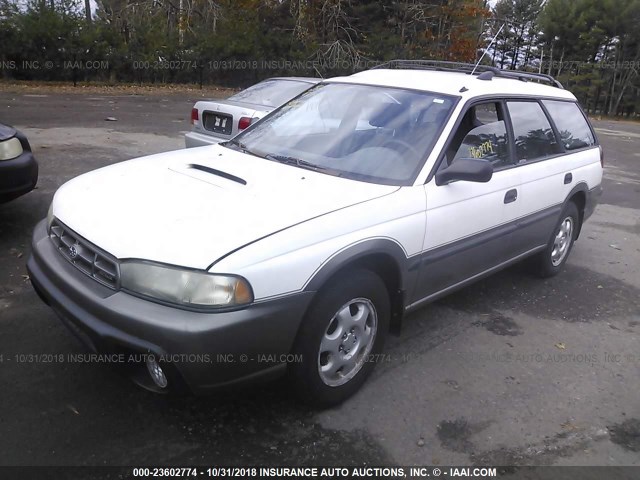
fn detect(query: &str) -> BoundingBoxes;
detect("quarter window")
[507,101,562,162]
[542,100,595,151]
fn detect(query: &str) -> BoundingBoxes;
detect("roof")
[327,69,576,101]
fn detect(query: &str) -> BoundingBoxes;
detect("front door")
[411,101,522,306]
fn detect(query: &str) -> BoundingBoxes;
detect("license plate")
[203,112,233,135]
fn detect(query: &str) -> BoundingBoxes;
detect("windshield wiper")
[222,139,262,158]
[265,154,331,173]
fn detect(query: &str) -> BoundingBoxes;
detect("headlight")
[0,137,23,161]
[120,261,253,309]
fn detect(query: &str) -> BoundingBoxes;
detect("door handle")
[564,173,573,184]
[504,189,518,204]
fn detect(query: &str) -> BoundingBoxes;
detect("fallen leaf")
[555,342,566,350]
[561,420,579,430]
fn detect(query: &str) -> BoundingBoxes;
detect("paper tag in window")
[433,99,445,104]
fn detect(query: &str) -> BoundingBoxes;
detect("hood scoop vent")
[187,164,247,185]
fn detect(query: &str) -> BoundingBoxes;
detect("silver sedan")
[185,77,320,148]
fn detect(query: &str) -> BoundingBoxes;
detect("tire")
[531,201,580,278]
[289,269,390,407]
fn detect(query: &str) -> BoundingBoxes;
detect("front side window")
[447,102,512,170]
[230,83,456,185]
[507,101,562,162]
[542,100,595,151]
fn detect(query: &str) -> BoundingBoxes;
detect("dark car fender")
[303,238,416,334]
[563,182,601,239]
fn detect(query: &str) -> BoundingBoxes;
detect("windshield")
[228,79,314,107]
[230,83,456,185]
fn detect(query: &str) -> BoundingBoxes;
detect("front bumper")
[27,219,314,393]
[0,143,38,203]
[184,130,226,148]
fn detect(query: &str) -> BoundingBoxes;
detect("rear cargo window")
[542,100,596,151]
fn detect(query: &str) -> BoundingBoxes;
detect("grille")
[49,220,120,290]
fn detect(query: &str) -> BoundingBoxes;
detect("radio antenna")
[472,23,505,75]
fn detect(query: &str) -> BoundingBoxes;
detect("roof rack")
[372,59,564,89]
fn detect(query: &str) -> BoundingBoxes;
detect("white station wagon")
[28,61,603,406]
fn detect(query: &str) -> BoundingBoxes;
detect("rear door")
[506,99,598,254]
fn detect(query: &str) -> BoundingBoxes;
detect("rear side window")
[542,100,595,151]
[507,101,562,162]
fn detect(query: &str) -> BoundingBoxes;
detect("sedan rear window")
[231,83,456,185]
[228,79,313,107]
[542,100,596,151]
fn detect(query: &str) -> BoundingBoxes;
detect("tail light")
[238,117,260,130]
[190,108,199,125]
[599,145,604,167]
[238,117,253,130]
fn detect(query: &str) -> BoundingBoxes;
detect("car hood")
[0,123,17,141]
[53,145,397,270]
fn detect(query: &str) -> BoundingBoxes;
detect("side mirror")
[435,158,494,186]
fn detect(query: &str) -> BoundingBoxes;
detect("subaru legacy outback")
[28,61,603,406]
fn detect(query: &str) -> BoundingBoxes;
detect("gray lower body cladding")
[27,220,314,393]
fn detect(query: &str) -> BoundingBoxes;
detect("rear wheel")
[531,201,579,278]
[289,269,390,407]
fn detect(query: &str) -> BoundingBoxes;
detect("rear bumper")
[0,147,38,203]
[184,131,226,148]
[27,219,314,394]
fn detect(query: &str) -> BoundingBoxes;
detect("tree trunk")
[179,0,184,45]
[608,68,617,116]
[557,47,565,77]
[84,0,91,23]
[612,66,638,116]
[510,26,524,69]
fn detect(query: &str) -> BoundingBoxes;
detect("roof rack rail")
[372,59,564,89]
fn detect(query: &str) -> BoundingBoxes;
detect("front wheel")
[289,269,390,407]
[531,201,579,278]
